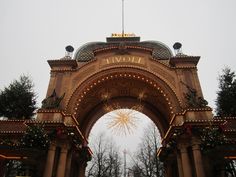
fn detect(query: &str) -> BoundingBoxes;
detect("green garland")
[164,125,235,153]
[20,124,50,149]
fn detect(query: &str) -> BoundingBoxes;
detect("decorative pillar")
[56,146,68,177]
[176,151,184,177]
[77,164,86,177]
[43,143,56,177]
[65,150,73,177]
[192,143,205,177]
[179,145,192,177]
[0,159,6,177]
[164,160,172,177]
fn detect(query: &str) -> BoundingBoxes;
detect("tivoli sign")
[103,55,144,65]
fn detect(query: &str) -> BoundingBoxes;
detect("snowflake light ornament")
[106,109,140,136]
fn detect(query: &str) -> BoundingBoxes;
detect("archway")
[86,108,163,177]
[65,67,182,141]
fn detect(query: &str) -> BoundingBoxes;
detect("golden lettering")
[111,33,136,37]
[126,56,131,62]
[104,56,143,65]
[137,57,141,64]
[115,56,121,62]
[106,58,110,64]
[131,56,135,62]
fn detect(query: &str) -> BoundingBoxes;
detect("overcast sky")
[1,0,236,154]
[89,110,157,165]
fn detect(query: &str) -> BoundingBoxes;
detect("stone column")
[0,159,6,177]
[43,144,56,177]
[192,143,205,177]
[164,160,172,177]
[77,164,86,177]
[179,145,192,177]
[56,146,68,177]
[65,150,72,177]
[176,151,184,177]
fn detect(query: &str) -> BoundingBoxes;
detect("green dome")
[74,40,173,62]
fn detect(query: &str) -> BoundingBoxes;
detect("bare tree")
[86,133,122,177]
[131,123,164,177]
[106,139,122,177]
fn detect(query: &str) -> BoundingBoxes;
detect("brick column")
[192,143,205,177]
[43,144,56,177]
[179,145,192,177]
[56,146,68,177]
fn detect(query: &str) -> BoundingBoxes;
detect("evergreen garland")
[20,124,50,149]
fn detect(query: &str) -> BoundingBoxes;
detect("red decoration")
[185,125,192,135]
[56,127,63,137]
[219,124,225,132]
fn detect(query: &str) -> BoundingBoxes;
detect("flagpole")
[122,0,124,37]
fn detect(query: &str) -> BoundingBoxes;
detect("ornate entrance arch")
[37,36,214,177]
[65,67,182,139]
[0,35,235,177]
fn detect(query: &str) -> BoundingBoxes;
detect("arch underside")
[81,97,169,139]
[65,67,182,139]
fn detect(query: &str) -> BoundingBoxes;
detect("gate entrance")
[0,35,235,177]
[86,108,163,177]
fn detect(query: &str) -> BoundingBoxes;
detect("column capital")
[192,144,201,151]
[191,136,201,146]
[191,137,202,151]
[49,143,56,151]
[60,143,70,151]
[177,143,189,153]
[61,147,68,153]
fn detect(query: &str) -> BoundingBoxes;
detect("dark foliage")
[0,75,37,119]
[21,124,50,149]
[216,67,236,117]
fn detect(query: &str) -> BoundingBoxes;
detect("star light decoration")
[106,108,140,136]
[101,91,146,136]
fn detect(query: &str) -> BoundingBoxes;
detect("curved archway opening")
[80,95,169,140]
[88,109,161,150]
[86,109,163,177]
[66,68,182,134]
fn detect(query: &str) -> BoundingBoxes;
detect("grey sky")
[0,0,236,153]
[1,0,236,108]
[89,110,157,164]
